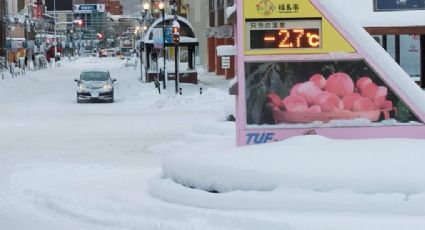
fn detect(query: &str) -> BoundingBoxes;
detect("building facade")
[84,0,124,15]
[185,0,208,68]
[206,0,235,78]
[0,0,6,58]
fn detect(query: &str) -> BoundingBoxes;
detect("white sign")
[153,28,163,49]
[221,56,231,69]
[73,4,106,13]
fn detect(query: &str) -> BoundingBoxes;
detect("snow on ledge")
[226,4,236,20]
[216,45,236,56]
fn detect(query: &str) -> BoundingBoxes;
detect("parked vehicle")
[74,71,116,103]
[99,48,117,57]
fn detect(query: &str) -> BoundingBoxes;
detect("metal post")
[174,43,178,94]
[420,35,425,89]
[162,7,166,89]
[54,0,57,60]
[140,10,145,81]
[0,0,6,58]
[173,4,178,94]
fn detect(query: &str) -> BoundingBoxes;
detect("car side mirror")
[74,79,79,83]
[112,79,117,82]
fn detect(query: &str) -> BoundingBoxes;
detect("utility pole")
[0,0,7,58]
[54,0,57,61]
[172,1,180,94]
[159,2,166,90]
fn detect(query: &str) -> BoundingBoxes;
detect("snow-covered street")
[0,57,240,230]
[2,57,425,230]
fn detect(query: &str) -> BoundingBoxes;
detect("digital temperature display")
[246,19,322,50]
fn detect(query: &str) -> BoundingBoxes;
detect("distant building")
[206,0,235,79]
[84,0,123,15]
[0,0,6,57]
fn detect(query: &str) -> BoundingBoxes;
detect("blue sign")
[374,0,425,11]
[165,28,173,44]
[80,5,97,10]
[246,133,276,144]
[74,4,105,13]
[153,27,173,49]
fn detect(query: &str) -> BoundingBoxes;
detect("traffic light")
[73,19,83,27]
[172,21,180,45]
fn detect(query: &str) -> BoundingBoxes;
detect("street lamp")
[140,1,150,81]
[53,0,57,61]
[158,1,166,89]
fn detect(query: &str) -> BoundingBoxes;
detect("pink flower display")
[267,72,394,123]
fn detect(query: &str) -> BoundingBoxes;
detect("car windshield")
[81,72,110,81]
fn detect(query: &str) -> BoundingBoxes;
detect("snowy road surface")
[1,57,425,230]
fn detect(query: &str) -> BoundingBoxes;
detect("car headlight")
[78,84,87,92]
[103,84,113,91]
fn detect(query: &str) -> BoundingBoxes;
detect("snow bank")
[140,87,234,113]
[150,135,425,213]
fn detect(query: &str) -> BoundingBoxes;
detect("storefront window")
[400,35,421,79]
[209,0,214,10]
[375,35,421,79]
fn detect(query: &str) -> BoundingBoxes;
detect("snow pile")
[140,87,234,112]
[150,135,425,213]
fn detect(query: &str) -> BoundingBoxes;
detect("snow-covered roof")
[321,0,425,27]
[142,15,198,44]
[143,37,198,44]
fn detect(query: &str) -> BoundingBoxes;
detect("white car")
[75,71,116,103]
